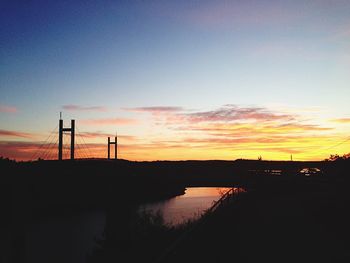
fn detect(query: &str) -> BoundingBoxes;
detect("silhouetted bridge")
[30,117,118,161]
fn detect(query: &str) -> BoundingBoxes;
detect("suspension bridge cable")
[38,132,58,160]
[74,140,84,159]
[45,140,56,160]
[78,134,92,159]
[30,124,58,160]
[77,142,88,159]
[78,138,90,159]
[74,135,84,159]
[47,135,59,160]
[63,134,69,160]
[75,135,87,159]
[42,137,58,160]
[36,126,58,159]
[49,137,59,160]
[75,126,94,158]
[75,133,90,158]
[75,144,81,159]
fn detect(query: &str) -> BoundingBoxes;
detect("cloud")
[1,103,342,161]
[179,1,350,31]
[177,122,331,135]
[62,104,107,112]
[78,131,136,141]
[244,147,304,155]
[161,133,329,148]
[0,141,106,160]
[182,105,295,123]
[123,106,184,114]
[119,104,336,160]
[331,118,350,123]
[0,140,155,161]
[0,105,17,113]
[80,118,138,126]
[124,104,331,135]
[182,1,303,29]
[263,123,332,132]
[78,131,112,138]
[0,141,40,160]
[0,141,59,160]
[124,105,297,124]
[0,129,34,138]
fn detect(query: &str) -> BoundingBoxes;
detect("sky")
[1,0,350,161]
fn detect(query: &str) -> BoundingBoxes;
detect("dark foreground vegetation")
[161,177,350,262]
[88,209,197,263]
[1,156,350,262]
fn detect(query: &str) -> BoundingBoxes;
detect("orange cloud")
[181,105,295,123]
[0,129,34,138]
[0,141,104,161]
[123,106,184,114]
[331,118,350,123]
[174,121,332,138]
[78,131,136,141]
[130,105,298,126]
[1,104,346,162]
[0,105,17,113]
[0,132,345,162]
[0,141,43,160]
[118,104,338,161]
[80,118,138,126]
[62,104,107,112]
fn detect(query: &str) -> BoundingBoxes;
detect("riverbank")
[88,165,350,263]
[161,177,350,262]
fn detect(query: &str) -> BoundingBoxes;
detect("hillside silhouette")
[1,156,350,262]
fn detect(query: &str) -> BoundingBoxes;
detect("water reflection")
[139,187,231,225]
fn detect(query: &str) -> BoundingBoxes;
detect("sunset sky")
[1,1,350,161]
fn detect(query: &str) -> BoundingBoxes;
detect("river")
[139,187,230,225]
[23,187,230,263]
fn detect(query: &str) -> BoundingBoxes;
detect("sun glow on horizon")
[1,104,349,162]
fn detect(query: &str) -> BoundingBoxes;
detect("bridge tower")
[58,117,75,160]
[108,135,117,160]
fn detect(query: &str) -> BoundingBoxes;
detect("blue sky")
[1,1,350,160]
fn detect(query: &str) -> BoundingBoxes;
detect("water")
[139,187,230,225]
[23,187,230,262]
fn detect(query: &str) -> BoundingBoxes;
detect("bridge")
[30,117,117,161]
